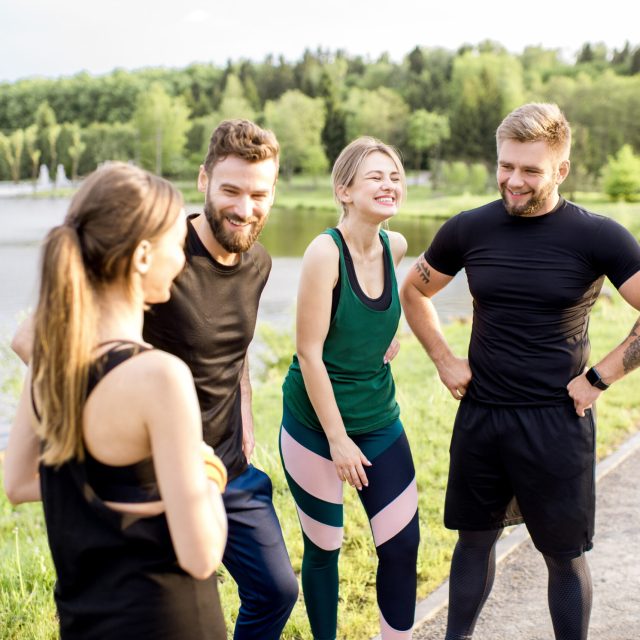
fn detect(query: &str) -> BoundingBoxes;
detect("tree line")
[1,40,639,198]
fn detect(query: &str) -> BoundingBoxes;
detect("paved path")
[405,431,640,640]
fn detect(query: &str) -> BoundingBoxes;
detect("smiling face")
[198,155,277,259]
[338,151,403,222]
[497,139,569,217]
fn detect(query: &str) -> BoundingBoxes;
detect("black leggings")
[445,530,592,640]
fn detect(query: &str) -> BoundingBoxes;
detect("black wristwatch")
[585,366,609,390]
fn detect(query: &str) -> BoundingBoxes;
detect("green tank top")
[282,228,401,434]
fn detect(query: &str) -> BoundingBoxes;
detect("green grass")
[2,287,639,639]
[0,497,57,639]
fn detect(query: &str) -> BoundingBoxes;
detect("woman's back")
[40,342,226,640]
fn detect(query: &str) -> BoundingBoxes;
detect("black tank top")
[84,341,161,503]
[330,228,392,321]
[38,341,226,639]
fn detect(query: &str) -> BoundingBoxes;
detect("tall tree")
[319,70,348,166]
[33,101,58,171]
[24,124,41,186]
[254,55,296,103]
[0,129,25,182]
[59,122,86,180]
[213,74,256,123]
[46,124,62,179]
[264,90,328,178]
[344,87,410,150]
[448,51,524,160]
[133,82,190,176]
[406,109,450,170]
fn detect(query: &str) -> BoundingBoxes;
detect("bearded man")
[401,103,640,640]
[143,120,298,640]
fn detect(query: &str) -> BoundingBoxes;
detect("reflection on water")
[259,207,446,258]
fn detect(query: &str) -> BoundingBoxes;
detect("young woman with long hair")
[4,162,228,639]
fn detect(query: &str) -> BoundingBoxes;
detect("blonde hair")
[496,103,571,159]
[32,162,183,466]
[331,136,406,222]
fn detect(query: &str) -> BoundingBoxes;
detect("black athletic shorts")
[444,397,596,558]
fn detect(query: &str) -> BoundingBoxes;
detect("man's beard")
[204,199,267,253]
[500,180,555,217]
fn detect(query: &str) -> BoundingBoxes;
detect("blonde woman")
[280,138,419,639]
[4,163,228,639]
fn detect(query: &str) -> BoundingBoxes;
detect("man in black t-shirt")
[401,103,640,640]
[144,120,298,639]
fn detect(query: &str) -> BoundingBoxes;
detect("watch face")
[586,367,608,390]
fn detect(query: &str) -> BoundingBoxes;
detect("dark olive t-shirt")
[143,215,271,480]
[425,198,640,406]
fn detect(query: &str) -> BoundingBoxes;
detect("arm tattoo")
[414,259,431,285]
[623,318,640,374]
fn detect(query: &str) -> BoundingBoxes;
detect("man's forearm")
[402,286,455,367]
[596,316,640,384]
[622,317,640,374]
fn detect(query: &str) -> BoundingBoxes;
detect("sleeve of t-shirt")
[257,245,272,292]
[423,214,464,277]
[593,217,640,289]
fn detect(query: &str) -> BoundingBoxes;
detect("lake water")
[0,196,472,448]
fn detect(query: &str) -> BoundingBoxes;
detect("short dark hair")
[203,119,280,175]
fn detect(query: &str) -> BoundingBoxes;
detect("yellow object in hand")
[201,443,228,492]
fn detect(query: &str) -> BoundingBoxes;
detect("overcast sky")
[0,0,636,82]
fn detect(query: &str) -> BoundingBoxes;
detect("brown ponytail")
[32,225,97,464]
[31,162,183,466]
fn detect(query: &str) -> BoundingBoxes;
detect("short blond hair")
[496,103,571,159]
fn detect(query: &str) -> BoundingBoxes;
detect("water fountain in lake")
[55,164,71,188]
[36,164,52,190]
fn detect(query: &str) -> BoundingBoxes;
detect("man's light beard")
[500,180,555,217]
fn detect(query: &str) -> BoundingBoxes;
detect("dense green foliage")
[1,40,639,192]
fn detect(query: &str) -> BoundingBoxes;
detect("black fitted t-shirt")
[143,215,271,480]
[425,198,640,406]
